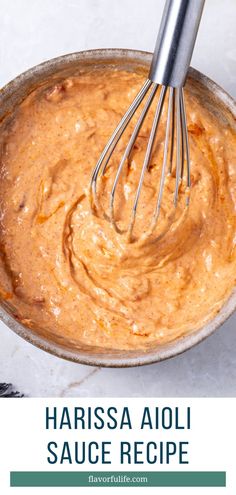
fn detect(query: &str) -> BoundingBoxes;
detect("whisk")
[90,0,205,240]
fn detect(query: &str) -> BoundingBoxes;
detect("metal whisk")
[90,0,205,240]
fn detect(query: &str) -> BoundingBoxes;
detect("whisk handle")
[149,0,205,87]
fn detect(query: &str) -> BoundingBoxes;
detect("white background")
[0,398,235,494]
[0,0,236,397]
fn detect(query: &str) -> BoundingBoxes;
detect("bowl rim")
[0,47,236,368]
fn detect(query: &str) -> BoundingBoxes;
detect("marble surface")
[0,0,235,397]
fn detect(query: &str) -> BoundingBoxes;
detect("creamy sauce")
[0,69,236,351]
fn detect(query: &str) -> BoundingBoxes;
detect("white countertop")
[0,0,235,397]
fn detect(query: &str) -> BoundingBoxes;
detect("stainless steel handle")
[149,0,205,87]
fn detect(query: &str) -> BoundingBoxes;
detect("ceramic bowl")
[0,49,235,367]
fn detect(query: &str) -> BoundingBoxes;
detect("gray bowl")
[0,48,235,367]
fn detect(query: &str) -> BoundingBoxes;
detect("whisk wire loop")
[152,86,174,227]
[109,82,159,229]
[128,85,167,237]
[90,79,152,210]
[180,88,191,202]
